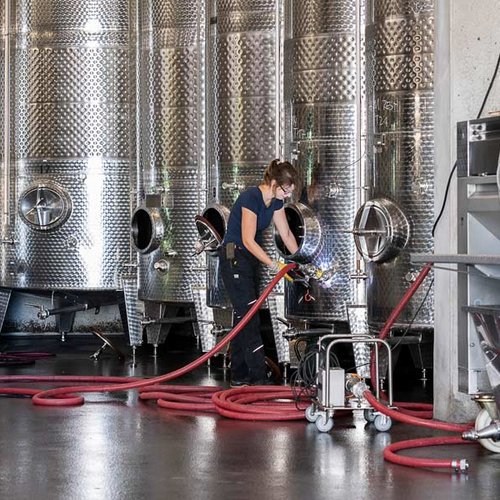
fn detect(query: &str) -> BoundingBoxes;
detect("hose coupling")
[346,378,369,399]
[451,458,469,473]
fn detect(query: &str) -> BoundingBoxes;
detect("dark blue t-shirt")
[224,187,284,249]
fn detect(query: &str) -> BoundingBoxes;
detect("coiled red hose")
[139,384,307,420]
[139,385,223,412]
[0,264,296,407]
[211,386,305,421]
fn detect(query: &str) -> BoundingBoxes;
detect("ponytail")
[263,159,299,188]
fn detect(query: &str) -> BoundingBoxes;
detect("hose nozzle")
[462,420,500,441]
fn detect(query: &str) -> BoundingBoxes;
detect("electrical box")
[457,116,500,177]
[317,367,345,407]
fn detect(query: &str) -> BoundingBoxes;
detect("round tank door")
[353,198,410,263]
[18,182,72,231]
[131,207,165,254]
[274,202,321,263]
[194,204,230,254]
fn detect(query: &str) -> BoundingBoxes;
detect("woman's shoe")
[230,379,250,388]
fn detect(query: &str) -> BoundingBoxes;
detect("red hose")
[139,385,223,412]
[0,352,55,359]
[0,264,296,407]
[383,436,474,471]
[211,386,304,421]
[138,384,308,419]
[363,262,478,472]
[364,390,472,433]
[370,263,433,385]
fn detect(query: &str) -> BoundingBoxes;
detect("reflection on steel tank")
[0,1,139,339]
[131,0,206,304]
[276,0,365,323]
[353,0,435,330]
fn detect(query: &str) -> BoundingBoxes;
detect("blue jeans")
[219,246,267,382]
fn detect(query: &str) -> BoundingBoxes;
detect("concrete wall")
[434,0,500,420]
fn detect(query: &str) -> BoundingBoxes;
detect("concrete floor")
[0,334,498,500]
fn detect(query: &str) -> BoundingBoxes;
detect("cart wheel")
[374,414,392,432]
[305,404,319,423]
[475,409,500,453]
[364,409,376,423]
[315,414,334,433]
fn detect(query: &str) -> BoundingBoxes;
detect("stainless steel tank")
[277,0,364,322]
[0,2,5,188]
[0,0,134,292]
[198,0,282,309]
[194,0,288,360]
[131,0,206,306]
[353,0,435,330]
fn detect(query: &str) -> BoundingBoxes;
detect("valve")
[154,260,169,273]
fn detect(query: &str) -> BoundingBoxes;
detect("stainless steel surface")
[347,304,371,378]
[122,272,143,347]
[0,287,11,332]
[2,0,11,228]
[192,284,216,352]
[363,0,435,329]
[281,0,363,322]
[205,0,282,303]
[465,306,500,414]
[267,292,289,363]
[0,0,133,290]
[276,202,322,264]
[207,251,231,309]
[353,197,410,262]
[198,203,231,309]
[135,0,206,303]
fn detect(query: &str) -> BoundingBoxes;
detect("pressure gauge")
[18,182,72,231]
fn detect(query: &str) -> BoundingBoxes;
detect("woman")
[219,159,299,387]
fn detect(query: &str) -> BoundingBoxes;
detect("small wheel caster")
[305,404,319,423]
[364,409,376,423]
[315,414,334,433]
[374,414,392,432]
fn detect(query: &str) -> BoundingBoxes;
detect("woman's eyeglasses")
[279,184,293,195]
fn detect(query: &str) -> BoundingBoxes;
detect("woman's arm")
[273,207,299,254]
[241,207,274,266]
